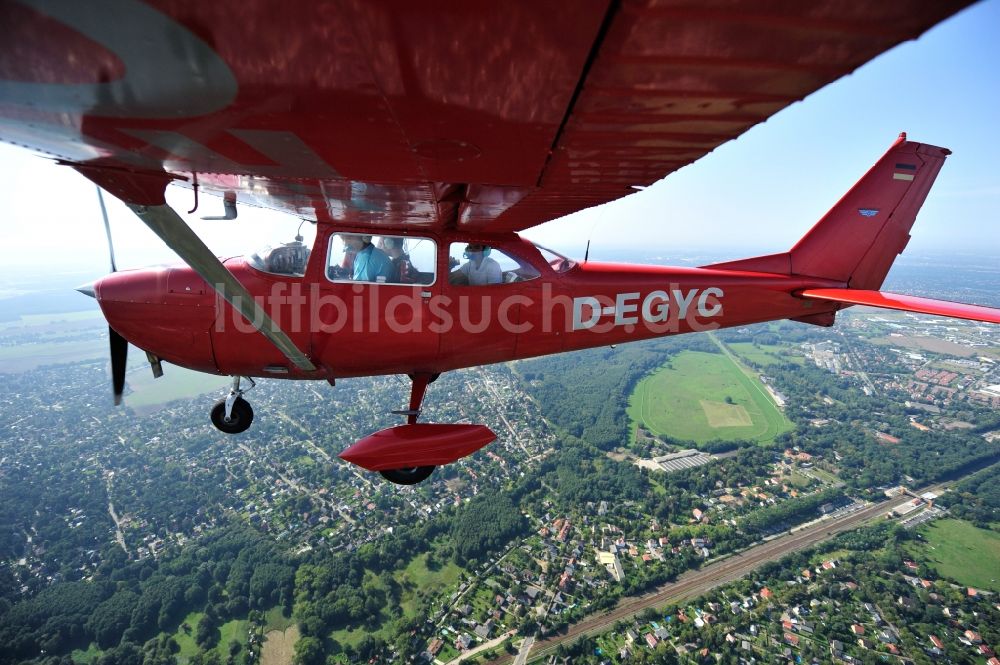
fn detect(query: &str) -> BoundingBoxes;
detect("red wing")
[800,289,1000,325]
[0,1,972,231]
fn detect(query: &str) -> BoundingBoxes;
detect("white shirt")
[459,257,502,285]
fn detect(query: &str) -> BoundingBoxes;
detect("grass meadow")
[627,349,793,445]
[908,518,1000,592]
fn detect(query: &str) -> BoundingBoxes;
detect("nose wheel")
[211,376,255,434]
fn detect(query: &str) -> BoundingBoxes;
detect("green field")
[0,308,108,371]
[0,338,107,371]
[264,606,295,633]
[0,306,228,409]
[125,364,231,410]
[172,610,204,662]
[216,618,249,655]
[627,349,793,445]
[907,519,1000,592]
[0,309,104,328]
[393,551,464,619]
[728,342,804,367]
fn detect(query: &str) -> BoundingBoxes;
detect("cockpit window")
[327,233,436,285]
[246,223,315,277]
[447,243,540,286]
[533,244,576,273]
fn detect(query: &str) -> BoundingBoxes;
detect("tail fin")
[708,134,950,289]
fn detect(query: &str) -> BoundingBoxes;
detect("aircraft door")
[439,242,541,368]
[312,232,441,376]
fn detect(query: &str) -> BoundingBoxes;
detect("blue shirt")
[352,244,393,282]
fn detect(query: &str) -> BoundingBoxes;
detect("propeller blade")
[109,326,128,405]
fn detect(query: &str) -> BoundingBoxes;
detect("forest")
[0,526,293,665]
[939,462,1000,526]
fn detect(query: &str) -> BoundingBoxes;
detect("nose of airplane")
[90,269,167,303]
[86,266,221,374]
[75,281,97,298]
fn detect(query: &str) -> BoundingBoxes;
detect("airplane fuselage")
[93,230,843,380]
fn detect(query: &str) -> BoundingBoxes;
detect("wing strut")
[128,203,317,372]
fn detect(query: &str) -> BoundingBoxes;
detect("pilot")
[272,238,309,275]
[450,243,502,286]
[382,237,417,284]
[338,234,393,282]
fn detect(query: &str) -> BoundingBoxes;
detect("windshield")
[246,222,316,277]
[533,243,576,273]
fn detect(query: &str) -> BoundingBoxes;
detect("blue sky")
[0,0,998,275]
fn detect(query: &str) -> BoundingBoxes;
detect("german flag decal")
[893,162,917,181]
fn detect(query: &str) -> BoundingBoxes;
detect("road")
[479,375,530,456]
[434,542,521,631]
[486,480,952,665]
[440,630,516,665]
[105,475,128,554]
[512,636,535,665]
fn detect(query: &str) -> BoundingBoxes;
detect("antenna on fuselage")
[582,206,607,265]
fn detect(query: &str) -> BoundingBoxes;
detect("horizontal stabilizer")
[800,289,1000,324]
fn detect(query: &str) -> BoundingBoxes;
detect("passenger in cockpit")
[382,237,417,284]
[339,234,393,282]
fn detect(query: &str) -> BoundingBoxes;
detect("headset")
[463,244,491,259]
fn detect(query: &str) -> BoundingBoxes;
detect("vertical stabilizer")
[707,135,950,290]
[789,134,949,288]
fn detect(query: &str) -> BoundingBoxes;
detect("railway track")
[487,481,951,665]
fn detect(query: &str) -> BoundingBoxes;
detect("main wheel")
[379,466,435,485]
[210,397,254,434]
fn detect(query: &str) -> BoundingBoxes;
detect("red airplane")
[2,1,997,484]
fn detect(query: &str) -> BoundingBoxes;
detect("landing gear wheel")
[379,466,435,485]
[211,397,254,434]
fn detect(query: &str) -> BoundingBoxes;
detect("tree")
[293,636,324,665]
[88,591,139,649]
[195,613,219,649]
